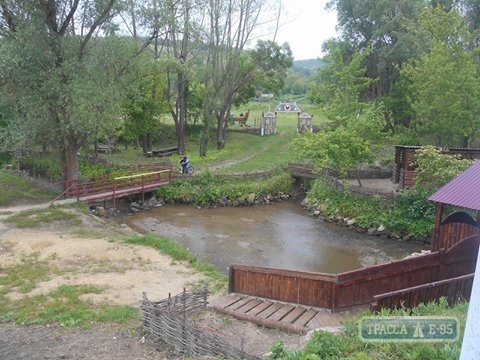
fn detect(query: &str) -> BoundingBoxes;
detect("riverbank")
[0,205,307,359]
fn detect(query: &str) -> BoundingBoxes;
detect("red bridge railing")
[63,168,173,205]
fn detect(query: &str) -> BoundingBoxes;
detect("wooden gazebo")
[429,161,480,252]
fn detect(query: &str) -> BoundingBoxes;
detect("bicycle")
[180,164,194,175]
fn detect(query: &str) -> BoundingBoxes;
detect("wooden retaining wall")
[334,252,443,309]
[229,266,337,308]
[371,273,474,311]
[229,236,479,312]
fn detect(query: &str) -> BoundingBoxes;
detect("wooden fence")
[371,273,474,311]
[141,287,260,360]
[229,235,479,312]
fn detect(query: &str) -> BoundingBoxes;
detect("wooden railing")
[64,168,173,202]
[229,235,479,312]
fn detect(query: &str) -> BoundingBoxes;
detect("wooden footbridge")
[60,167,175,207]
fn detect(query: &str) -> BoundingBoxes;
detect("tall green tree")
[308,45,371,127]
[402,7,480,147]
[200,0,292,153]
[0,0,139,186]
[123,57,168,153]
[325,0,425,132]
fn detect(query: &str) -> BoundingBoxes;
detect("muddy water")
[122,201,426,275]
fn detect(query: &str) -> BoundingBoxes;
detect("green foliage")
[306,177,436,239]
[271,298,466,359]
[156,172,293,206]
[402,7,480,147]
[306,178,389,229]
[289,129,374,179]
[21,156,62,181]
[413,146,473,193]
[308,46,371,125]
[5,207,81,229]
[388,189,436,238]
[0,170,55,207]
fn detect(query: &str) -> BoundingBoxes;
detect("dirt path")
[0,205,306,359]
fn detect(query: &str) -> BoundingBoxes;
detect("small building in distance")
[392,145,480,189]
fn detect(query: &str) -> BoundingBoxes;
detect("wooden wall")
[432,222,479,252]
[229,265,337,308]
[371,273,474,311]
[229,235,479,312]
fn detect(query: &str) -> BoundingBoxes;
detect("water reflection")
[121,201,426,275]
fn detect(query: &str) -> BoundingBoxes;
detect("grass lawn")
[103,100,330,175]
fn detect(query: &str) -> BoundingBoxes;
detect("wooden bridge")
[61,168,174,207]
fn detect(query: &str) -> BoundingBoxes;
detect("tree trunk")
[216,110,228,150]
[61,135,80,191]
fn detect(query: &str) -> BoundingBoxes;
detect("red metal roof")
[429,161,480,210]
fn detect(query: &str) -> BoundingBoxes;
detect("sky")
[273,0,338,60]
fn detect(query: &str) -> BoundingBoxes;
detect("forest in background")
[2,1,480,187]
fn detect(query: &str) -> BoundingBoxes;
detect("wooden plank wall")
[432,223,479,251]
[229,265,337,308]
[229,236,479,312]
[399,168,417,189]
[333,252,442,310]
[371,273,474,311]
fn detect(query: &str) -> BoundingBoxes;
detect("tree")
[402,7,480,147]
[123,57,168,153]
[0,0,136,187]
[200,0,291,153]
[308,44,371,127]
[325,0,425,132]
[160,0,202,155]
[289,128,374,185]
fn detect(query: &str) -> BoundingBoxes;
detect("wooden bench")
[146,146,178,158]
[97,144,115,154]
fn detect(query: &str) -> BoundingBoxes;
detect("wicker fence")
[141,287,261,360]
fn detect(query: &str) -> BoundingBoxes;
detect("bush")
[305,177,435,239]
[273,298,466,360]
[156,172,294,206]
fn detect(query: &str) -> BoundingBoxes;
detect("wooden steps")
[210,293,364,334]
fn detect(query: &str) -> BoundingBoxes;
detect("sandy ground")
[0,211,205,306]
[0,205,305,359]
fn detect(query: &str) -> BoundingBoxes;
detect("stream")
[121,200,426,275]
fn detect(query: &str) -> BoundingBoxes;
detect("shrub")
[306,177,435,239]
[156,172,294,206]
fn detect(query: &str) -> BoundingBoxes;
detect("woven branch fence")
[141,286,261,360]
